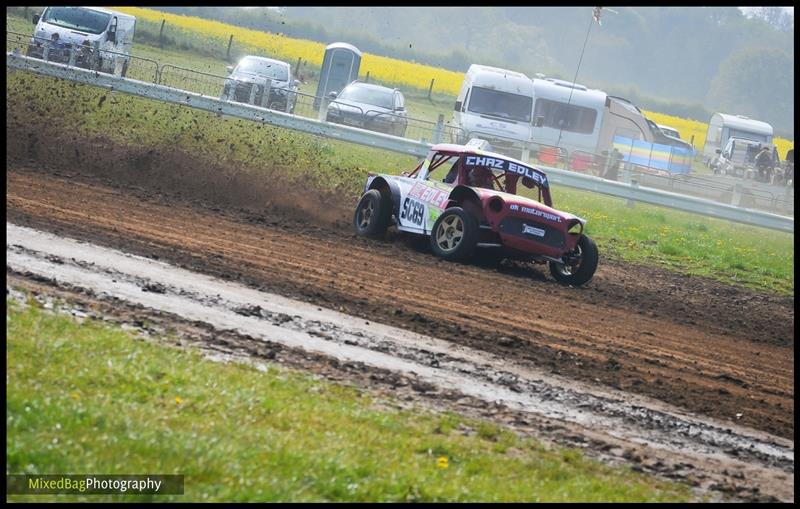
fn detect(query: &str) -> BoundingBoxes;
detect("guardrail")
[7,30,159,82]
[6,52,793,233]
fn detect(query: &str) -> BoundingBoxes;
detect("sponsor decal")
[509,203,562,223]
[522,223,546,237]
[408,182,449,209]
[427,208,441,229]
[464,156,548,187]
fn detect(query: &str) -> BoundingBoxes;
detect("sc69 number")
[400,197,425,226]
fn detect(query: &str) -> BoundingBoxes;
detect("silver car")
[325,81,408,137]
[222,56,299,113]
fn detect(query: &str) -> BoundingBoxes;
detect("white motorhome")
[452,64,535,160]
[28,7,136,76]
[529,79,675,156]
[529,78,607,155]
[701,113,773,166]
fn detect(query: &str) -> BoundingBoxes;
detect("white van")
[28,7,136,76]
[452,64,535,160]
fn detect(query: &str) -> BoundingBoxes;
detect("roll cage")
[406,150,553,207]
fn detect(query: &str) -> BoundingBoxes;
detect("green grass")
[6,12,793,296]
[547,186,794,295]
[6,298,695,502]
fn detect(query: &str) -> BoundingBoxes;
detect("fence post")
[627,172,638,209]
[261,79,272,109]
[365,71,369,83]
[731,183,743,206]
[427,78,434,100]
[226,34,234,62]
[159,19,165,48]
[432,114,444,144]
[295,57,301,75]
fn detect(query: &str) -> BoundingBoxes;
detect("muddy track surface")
[7,154,795,437]
[5,227,794,502]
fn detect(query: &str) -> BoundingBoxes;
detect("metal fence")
[7,49,793,233]
[146,62,469,145]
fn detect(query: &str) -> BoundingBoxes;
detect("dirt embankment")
[5,128,794,439]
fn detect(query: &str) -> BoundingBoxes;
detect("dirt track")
[5,152,794,440]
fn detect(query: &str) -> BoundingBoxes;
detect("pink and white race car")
[354,139,599,286]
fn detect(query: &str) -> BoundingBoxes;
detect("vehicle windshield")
[42,7,111,35]
[467,86,532,123]
[338,85,394,109]
[235,58,289,81]
[660,126,680,138]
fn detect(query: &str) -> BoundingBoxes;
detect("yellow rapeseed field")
[114,7,792,155]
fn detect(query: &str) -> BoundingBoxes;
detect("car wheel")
[430,207,479,262]
[353,189,391,238]
[549,234,598,286]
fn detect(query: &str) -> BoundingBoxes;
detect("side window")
[533,99,597,134]
[426,155,458,183]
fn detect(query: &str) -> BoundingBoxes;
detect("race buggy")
[353,139,599,286]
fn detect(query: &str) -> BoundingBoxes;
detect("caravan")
[28,7,136,76]
[702,113,773,166]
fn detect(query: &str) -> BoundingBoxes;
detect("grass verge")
[6,297,694,502]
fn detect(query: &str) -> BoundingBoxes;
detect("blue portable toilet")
[314,42,362,110]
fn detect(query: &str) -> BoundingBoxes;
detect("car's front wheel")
[430,207,479,262]
[353,189,391,238]
[549,234,598,286]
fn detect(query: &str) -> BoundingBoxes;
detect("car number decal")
[400,197,425,227]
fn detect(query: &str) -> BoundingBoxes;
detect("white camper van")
[452,64,535,159]
[28,7,136,76]
[529,78,607,155]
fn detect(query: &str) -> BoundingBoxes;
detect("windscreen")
[42,7,111,35]
[338,86,394,109]
[467,87,532,123]
[236,58,289,81]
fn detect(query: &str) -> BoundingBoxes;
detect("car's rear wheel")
[430,207,479,262]
[354,189,391,238]
[549,234,598,286]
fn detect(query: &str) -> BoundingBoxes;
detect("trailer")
[702,113,773,166]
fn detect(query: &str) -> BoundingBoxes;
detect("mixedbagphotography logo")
[6,475,184,495]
